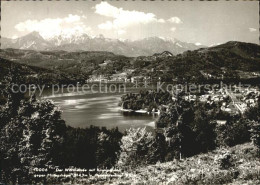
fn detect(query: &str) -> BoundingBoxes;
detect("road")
[225,88,244,113]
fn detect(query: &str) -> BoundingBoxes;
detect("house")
[131,76,144,83]
[200,94,209,102]
[87,75,108,82]
[104,60,113,64]
[184,95,196,102]
[111,73,128,82]
[124,69,135,74]
[26,74,38,78]
[99,60,114,68]
[252,72,260,76]
[216,120,227,125]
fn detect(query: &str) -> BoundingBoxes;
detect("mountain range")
[1,32,204,57]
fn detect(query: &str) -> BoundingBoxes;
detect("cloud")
[168,17,183,24]
[249,28,257,32]
[12,35,18,39]
[170,27,176,32]
[64,14,81,23]
[118,30,126,35]
[158,19,166,23]
[15,14,91,39]
[95,2,120,18]
[98,21,113,30]
[195,42,202,46]
[94,2,165,30]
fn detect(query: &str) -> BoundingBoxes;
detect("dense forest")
[119,90,173,112]
[0,57,86,86]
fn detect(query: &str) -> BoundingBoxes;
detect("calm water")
[40,86,157,131]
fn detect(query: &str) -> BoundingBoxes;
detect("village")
[179,84,259,115]
[119,82,260,126]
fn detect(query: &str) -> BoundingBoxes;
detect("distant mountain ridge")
[2,32,52,51]
[1,32,204,57]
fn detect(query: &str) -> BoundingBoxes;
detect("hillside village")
[119,84,260,125]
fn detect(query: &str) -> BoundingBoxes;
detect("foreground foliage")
[0,74,122,184]
[0,71,259,184]
[107,143,260,185]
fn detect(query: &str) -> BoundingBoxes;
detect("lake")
[40,85,157,132]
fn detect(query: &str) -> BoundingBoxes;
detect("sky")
[1,1,259,46]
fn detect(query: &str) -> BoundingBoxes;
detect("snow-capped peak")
[47,31,91,46]
[158,37,177,43]
[23,31,44,40]
[195,42,202,46]
[176,43,183,48]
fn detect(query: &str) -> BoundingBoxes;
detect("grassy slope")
[105,143,260,184]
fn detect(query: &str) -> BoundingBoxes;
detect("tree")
[96,127,122,169]
[244,96,260,122]
[220,119,251,147]
[193,108,216,153]
[250,121,260,151]
[117,127,155,168]
[0,72,66,184]
[164,115,197,160]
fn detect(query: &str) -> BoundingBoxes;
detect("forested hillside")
[0,57,82,85]
[133,41,260,82]
[0,49,132,79]
[1,41,259,83]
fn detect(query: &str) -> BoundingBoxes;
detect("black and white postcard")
[0,0,259,184]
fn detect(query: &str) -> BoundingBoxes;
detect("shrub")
[250,121,260,150]
[214,150,234,169]
[117,127,156,168]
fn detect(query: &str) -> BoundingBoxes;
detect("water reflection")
[40,90,157,132]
